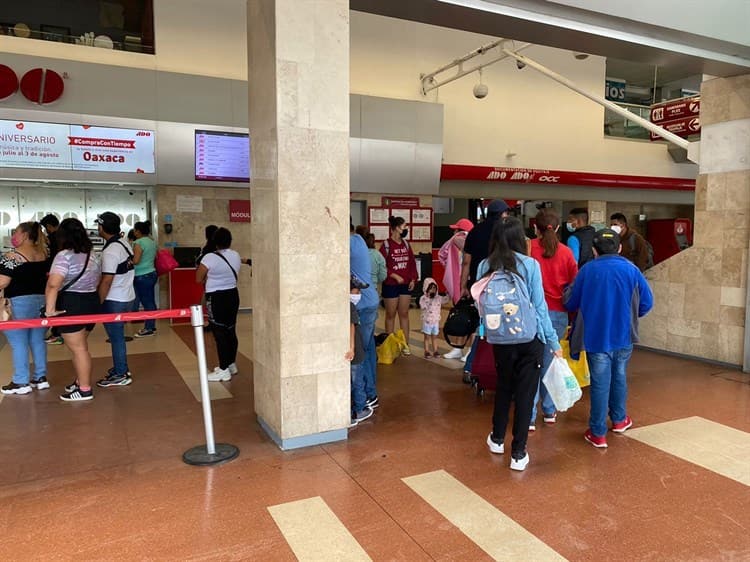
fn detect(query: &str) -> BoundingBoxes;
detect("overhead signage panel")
[0,119,155,173]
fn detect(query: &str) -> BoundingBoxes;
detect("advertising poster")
[69,125,155,173]
[0,120,71,169]
[0,120,155,173]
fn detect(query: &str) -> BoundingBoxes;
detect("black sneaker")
[97,372,132,388]
[1,382,32,395]
[60,388,93,402]
[30,377,50,390]
[64,380,79,393]
[134,329,155,338]
[96,374,133,388]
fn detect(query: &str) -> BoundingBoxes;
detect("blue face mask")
[566,222,576,233]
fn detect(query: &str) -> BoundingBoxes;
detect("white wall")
[350,12,697,179]
[547,0,750,47]
[0,6,699,181]
[0,0,247,79]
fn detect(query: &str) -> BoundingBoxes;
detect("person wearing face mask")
[348,273,373,427]
[380,215,418,356]
[609,213,651,272]
[419,277,449,358]
[0,222,50,395]
[565,208,596,267]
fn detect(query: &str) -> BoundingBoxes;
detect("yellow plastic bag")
[377,329,407,365]
[560,338,590,388]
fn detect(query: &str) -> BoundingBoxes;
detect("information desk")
[169,268,205,324]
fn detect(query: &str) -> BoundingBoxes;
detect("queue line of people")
[459,204,653,471]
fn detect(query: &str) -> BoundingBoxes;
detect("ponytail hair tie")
[546,225,553,230]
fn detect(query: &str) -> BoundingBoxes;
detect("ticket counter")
[168,268,205,324]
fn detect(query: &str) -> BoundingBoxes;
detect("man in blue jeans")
[96,212,136,387]
[351,221,379,410]
[565,228,653,448]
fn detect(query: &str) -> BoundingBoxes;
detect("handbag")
[155,248,179,276]
[0,288,11,321]
[41,253,91,317]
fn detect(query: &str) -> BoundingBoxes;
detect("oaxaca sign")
[0,120,155,173]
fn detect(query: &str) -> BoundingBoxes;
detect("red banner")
[229,199,251,222]
[650,97,700,124]
[68,137,136,148]
[440,164,695,191]
[649,116,701,141]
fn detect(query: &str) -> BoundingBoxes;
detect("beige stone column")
[248,0,351,448]
[639,74,750,366]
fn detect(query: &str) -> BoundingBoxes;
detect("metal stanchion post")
[182,304,240,466]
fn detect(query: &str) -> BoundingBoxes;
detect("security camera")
[473,83,489,99]
[516,60,526,70]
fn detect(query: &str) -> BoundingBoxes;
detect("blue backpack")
[478,269,537,345]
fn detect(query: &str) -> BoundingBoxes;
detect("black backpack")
[443,297,480,349]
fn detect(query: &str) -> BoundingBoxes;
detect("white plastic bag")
[542,356,583,412]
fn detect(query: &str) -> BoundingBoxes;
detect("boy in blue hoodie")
[565,228,653,448]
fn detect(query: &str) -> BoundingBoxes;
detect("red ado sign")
[0,65,65,105]
[229,199,251,223]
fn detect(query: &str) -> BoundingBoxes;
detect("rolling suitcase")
[471,339,497,396]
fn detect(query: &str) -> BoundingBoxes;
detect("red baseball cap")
[449,218,474,232]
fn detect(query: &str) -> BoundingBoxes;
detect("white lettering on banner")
[230,211,250,219]
[539,176,560,183]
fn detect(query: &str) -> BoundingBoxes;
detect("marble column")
[638,74,750,366]
[248,0,351,448]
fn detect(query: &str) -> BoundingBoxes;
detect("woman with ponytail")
[528,209,578,429]
[0,222,51,394]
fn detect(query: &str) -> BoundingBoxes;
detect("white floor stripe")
[268,496,371,562]
[627,416,750,486]
[403,470,567,561]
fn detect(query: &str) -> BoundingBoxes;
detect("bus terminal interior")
[0,1,748,560]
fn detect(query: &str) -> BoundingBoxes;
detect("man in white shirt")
[96,212,136,387]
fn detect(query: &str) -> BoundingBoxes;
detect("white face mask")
[566,222,576,233]
[610,225,623,235]
[350,294,362,306]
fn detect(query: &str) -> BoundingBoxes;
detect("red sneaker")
[612,416,633,433]
[584,429,608,448]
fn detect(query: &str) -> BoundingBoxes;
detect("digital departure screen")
[194,130,250,182]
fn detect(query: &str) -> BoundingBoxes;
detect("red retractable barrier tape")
[0,305,239,466]
[0,309,191,331]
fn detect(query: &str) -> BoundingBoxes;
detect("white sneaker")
[486,433,504,454]
[461,352,469,363]
[207,367,231,382]
[443,348,463,360]
[227,363,238,375]
[510,452,530,471]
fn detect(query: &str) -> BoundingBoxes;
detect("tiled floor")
[0,311,749,560]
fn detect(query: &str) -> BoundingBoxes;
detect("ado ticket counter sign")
[0,120,155,173]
